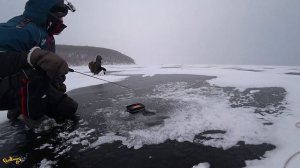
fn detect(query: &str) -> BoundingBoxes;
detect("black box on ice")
[126,103,146,114]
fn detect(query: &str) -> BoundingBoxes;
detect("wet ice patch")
[285,72,300,76]
[223,66,264,72]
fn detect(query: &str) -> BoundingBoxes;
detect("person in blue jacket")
[0,0,78,128]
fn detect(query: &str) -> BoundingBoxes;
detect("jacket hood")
[23,0,62,26]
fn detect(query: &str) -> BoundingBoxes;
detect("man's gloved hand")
[52,75,67,92]
[52,82,67,92]
[27,47,69,81]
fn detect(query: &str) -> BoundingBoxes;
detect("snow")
[38,159,57,168]
[1,64,300,168]
[53,127,96,155]
[0,112,6,123]
[192,162,210,168]
[35,143,52,150]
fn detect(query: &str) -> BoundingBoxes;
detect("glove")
[52,75,67,92]
[52,82,67,92]
[102,67,107,75]
[27,47,69,81]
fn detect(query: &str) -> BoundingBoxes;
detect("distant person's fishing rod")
[68,68,133,90]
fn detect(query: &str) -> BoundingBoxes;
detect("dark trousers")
[0,69,70,120]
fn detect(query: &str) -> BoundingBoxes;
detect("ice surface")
[90,64,300,168]
[90,82,270,149]
[1,64,300,168]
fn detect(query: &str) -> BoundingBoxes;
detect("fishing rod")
[68,68,133,90]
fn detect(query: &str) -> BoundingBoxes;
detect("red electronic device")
[126,103,146,114]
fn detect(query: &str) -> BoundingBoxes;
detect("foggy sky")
[1,0,299,65]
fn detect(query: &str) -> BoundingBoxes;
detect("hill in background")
[56,45,135,65]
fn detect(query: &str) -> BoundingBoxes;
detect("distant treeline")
[56,45,135,65]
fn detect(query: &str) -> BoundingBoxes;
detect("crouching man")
[0,0,78,128]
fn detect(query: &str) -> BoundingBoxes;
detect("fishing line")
[68,68,133,90]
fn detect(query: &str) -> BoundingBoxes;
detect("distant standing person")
[89,55,107,75]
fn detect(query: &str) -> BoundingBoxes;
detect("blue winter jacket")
[0,0,62,52]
